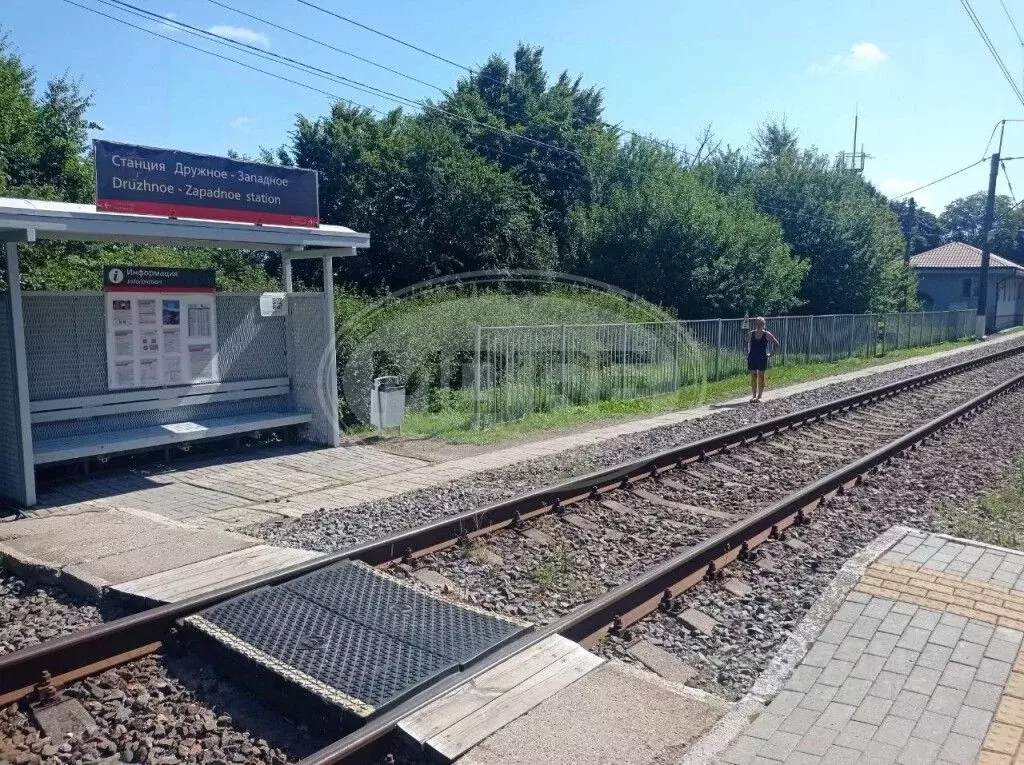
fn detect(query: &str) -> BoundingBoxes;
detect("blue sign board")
[94,140,319,227]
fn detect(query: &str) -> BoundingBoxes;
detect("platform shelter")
[0,196,370,507]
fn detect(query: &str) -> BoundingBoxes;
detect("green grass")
[399,338,975,444]
[935,457,1024,550]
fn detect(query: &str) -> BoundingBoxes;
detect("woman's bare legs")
[755,371,766,400]
[749,372,757,402]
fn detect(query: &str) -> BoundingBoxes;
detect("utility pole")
[903,197,917,266]
[977,152,1000,338]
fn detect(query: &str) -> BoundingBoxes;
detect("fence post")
[560,324,568,402]
[807,316,815,364]
[621,323,628,396]
[672,321,680,391]
[714,318,723,381]
[848,316,856,359]
[473,325,482,429]
[783,316,789,365]
[878,315,885,357]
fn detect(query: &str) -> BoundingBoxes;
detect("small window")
[962,278,973,298]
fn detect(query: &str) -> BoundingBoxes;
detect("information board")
[94,140,319,227]
[104,266,219,390]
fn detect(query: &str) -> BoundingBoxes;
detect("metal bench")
[29,377,311,465]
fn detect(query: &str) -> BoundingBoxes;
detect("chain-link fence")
[471,310,979,427]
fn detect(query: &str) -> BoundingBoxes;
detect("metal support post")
[560,325,568,400]
[714,319,723,381]
[474,325,482,429]
[281,253,294,292]
[977,152,1001,338]
[321,253,340,447]
[672,321,680,390]
[5,241,36,506]
[620,323,628,395]
[807,316,815,364]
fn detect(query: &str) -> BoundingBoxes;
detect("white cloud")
[230,116,256,131]
[206,25,270,48]
[809,42,886,74]
[156,12,180,33]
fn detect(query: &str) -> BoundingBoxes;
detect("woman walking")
[745,317,780,403]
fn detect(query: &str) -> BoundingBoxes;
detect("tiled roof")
[909,242,1024,271]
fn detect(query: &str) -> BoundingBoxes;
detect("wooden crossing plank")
[423,642,603,763]
[112,545,321,604]
[399,634,578,746]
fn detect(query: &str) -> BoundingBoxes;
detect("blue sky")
[6,0,1024,214]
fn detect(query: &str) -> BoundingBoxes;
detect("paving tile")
[912,710,956,741]
[720,733,764,764]
[982,721,1024,755]
[816,621,853,645]
[802,643,837,669]
[875,715,916,748]
[759,731,803,761]
[939,661,976,689]
[891,601,919,616]
[950,639,985,668]
[884,647,918,675]
[917,643,954,670]
[768,690,805,717]
[892,690,931,722]
[909,610,943,632]
[929,624,966,648]
[939,613,970,630]
[819,744,861,764]
[952,704,993,737]
[926,685,967,717]
[853,695,894,726]
[938,731,984,764]
[984,638,1021,664]
[879,611,914,635]
[795,726,839,756]
[816,702,856,732]
[898,627,933,652]
[866,631,900,658]
[859,739,902,764]
[786,664,823,693]
[965,680,1005,713]
[834,719,877,750]
[834,677,872,707]
[848,616,883,640]
[799,684,838,713]
[895,735,944,764]
[817,660,856,688]
[863,597,895,620]
[832,637,868,663]
[903,666,942,696]
[976,658,1013,686]
[780,707,822,737]
[871,671,907,701]
[995,695,1024,728]
[747,712,787,740]
[851,653,887,681]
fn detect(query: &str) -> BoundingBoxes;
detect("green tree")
[709,122,915,314]
[938,192,1024,263]
[570,138,806,317]
[890,199,943,256]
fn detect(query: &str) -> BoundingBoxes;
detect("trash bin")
[371,376,405,434]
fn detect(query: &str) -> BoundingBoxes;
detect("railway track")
[3,342,1024,765]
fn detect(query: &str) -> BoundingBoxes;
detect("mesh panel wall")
[24,293,107,400]
[287,293,337,445]
[216,294,288,381]
[0,292,28,504]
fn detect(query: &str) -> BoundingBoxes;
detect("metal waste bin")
[371,376,405,434]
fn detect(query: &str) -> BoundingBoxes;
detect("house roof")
[0,196,369,252]
[909,242,1024,272]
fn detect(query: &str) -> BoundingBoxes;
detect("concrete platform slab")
[0,509,256,596]
[459,660,729,765]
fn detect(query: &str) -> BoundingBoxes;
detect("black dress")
[747,332,769,372]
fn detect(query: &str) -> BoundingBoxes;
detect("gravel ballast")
[252,339,1024,553]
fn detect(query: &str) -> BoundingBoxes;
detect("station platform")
[709,528,1024,765]
[0,333,1019,606]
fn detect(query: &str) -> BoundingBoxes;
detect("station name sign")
[104,265,216,293]
[94,140,319,227]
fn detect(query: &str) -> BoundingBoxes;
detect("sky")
[6,0,1024,215]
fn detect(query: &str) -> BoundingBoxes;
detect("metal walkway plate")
[185,561,529,717]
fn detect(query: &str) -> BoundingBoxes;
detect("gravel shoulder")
[251,338,1024,553]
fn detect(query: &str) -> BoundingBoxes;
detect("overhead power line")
[1001,0,1024,46]
[960,0,1024,106]
[287,0,703,162]
[893,158,988,199]
[59,0,594,185]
